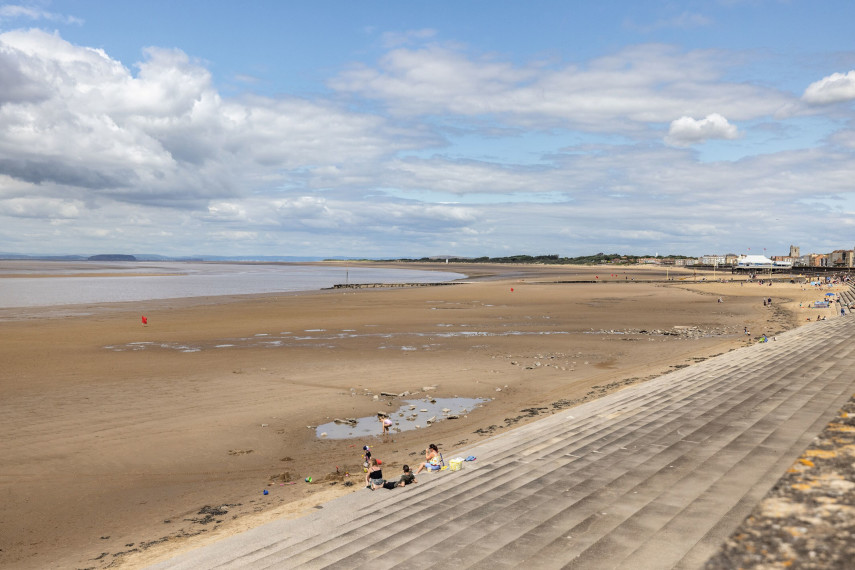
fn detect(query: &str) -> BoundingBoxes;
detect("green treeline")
[387,253,693,265]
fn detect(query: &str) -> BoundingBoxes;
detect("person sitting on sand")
[414,444,440,474]
[376,464,417,490]
[365,457,384,488]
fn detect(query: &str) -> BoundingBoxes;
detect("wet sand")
[0,262,841,569]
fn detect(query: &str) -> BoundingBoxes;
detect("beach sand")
[0,262,841,569]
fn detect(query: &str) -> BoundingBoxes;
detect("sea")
[0,262,466,309]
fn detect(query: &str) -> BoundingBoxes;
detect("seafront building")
[692,244,855,270]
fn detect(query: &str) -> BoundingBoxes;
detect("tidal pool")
[316,397,488,439]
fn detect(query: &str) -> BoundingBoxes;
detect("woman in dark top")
[366,457,384,488]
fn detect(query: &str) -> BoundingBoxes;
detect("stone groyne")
[327,282,462,289]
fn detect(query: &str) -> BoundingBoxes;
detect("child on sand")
[362,445,371,471]
[379,414,393,434]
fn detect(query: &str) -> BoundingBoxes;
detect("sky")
[1,1,854,259]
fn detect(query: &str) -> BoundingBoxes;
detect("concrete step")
[283,340,850,567]
[147,318,855,570]
[411,351,852,568]
[251,344,844,564]
[624,368,855,569]
[546,367,854,569]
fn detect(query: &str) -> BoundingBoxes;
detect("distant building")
[699,254,725,265]
[771,255,796,265]
[736,254,776,268]
[789,245,800,258]
[800,254,828,267]
[829,249,855,268]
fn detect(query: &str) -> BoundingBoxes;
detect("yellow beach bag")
[449,457,464,471]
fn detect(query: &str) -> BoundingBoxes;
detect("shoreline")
[0,263,846,569]
[0,260,467,313]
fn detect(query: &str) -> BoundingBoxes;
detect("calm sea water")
[0,262,465,309]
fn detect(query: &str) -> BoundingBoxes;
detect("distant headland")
[87,254,137,261]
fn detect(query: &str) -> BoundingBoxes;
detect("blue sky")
[1,1,854,258]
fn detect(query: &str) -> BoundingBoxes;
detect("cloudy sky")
[1,1,854,258]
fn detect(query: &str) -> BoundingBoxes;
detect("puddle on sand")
[316,397,488,440]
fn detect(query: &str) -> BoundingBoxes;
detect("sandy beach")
[0,262,842,569]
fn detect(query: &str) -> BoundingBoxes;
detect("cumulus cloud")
[0,29,414,212]
[0,49,49,104]
[0,26,853,258]
[665,113,739,146]
[802,70,855,104]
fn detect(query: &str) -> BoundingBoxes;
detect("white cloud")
[331,44,535,117]
[206,202,247,221]
[627,11,713,33]
[0,196,81,218]
[827,128,855,149]
[209,230,258,241]
[0,4,83,25]
[802,70,855,104]
[385,158,545,195]
[0,29,414,210]
[665,113,739,146]
[330,43,792,130]
[381,28,437,48]
[0,26,853,258]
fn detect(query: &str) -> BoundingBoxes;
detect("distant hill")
[0,252,326,262]
[88,254,137,261]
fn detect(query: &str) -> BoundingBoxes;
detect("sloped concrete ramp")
[150,317,855,569]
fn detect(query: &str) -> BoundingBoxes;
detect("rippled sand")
[0,262,835,569]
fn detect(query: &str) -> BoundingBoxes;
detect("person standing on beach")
[362,446,373,472]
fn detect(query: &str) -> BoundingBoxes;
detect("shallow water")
[0,262,464,308]
[316,397,488,439]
